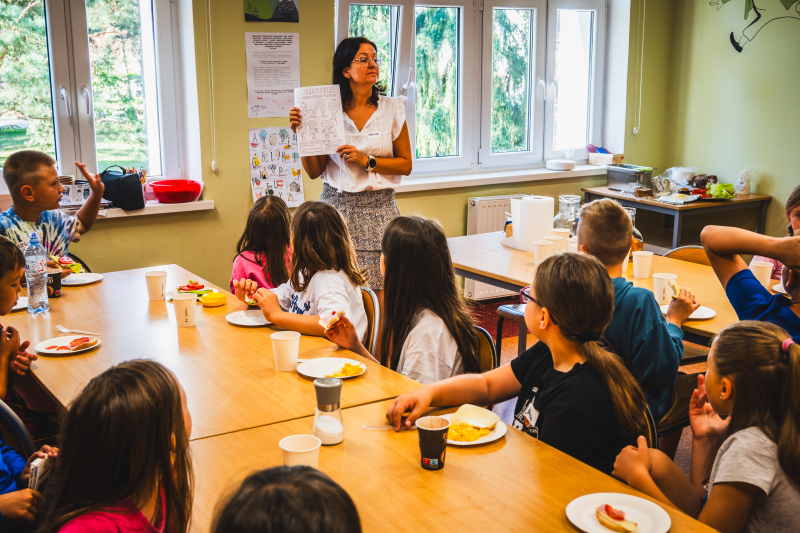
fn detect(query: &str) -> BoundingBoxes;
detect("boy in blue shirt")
[0,150,104,258]
[701,225,800,341]
[578,199,699,455]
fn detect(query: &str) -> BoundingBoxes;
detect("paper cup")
[173,293,197,327]
[552,228,572,241]
[416,416,450,471]
[272,331,301,371]
[568,243,578,253]
[632,251,654,279]
[750,261,773,289]
[279,435,321,468]
[145,270,167,301]
[533,240,553,266]
[653,273,678,305]
[543,236,564,253]
[621,248,631,277]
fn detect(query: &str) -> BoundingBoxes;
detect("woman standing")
[290,37,412,308]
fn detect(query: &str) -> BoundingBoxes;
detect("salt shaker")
[313,377,344,445]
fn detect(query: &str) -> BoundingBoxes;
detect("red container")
[150,180,203,204]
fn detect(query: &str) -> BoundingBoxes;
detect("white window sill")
[61,199,215,219]
[395,165,607,194]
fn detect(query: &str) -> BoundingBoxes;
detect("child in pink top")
[230,196,291,292]
[751,185,800,280]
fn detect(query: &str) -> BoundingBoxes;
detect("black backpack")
[99,165,145,211]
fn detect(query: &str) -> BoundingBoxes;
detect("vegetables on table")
[707,182,736,199]
[50,255,84,273]
[178,280,212,295]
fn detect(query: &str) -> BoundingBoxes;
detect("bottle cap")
[29,232,40,244]
[314,377,342,408]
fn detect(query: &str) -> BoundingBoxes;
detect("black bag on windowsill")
[99,165,145,211]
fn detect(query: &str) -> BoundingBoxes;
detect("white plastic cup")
[632,251,654,279]
[653,273,678,305]
[568,243,578,253]
[621,248,631,277]
[532,240,553,266]
[279,435,321,468]
[172,293,197,327]
[543,235,564,253]
[552,228,572,242]
[145,270,167,301]
[272,331,301,371]
[750,261,773,289]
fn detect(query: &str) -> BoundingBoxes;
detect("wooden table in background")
[190,400,714,533]
[4,265,419,440]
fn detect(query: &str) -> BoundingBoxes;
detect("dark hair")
[290,201,365,292]
[534,253,648,438]
[0,236,24,279]
[236,196,291,287]
[711,321,800,489]
[2,150,56,198]
[43,360,193,533]
[577,199,632,266]
[211,467,361,533]
[786,184,800,236]
[332,37,385,108]
[379,216,481,374]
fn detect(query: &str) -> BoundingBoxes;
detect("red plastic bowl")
[150,180,203,203]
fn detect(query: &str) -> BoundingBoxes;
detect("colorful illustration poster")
[246,33,300,118]
[293,85,346,157]
[249,127,305,207]
[245,0,299,22]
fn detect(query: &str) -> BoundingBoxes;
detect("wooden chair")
[657,373,698,438]
[495,304,527,359]
[664,245,711,266]
[644,406,659,450]
[68,253,92,273]
[0,400,36,459]
[473,326,497,373]
[359,286,380,355]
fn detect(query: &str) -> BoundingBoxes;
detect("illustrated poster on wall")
[249,127,305,207]
[245,0,299,22]
[712,0,799,52]
[246,33,300,118]
[293,85,346,157]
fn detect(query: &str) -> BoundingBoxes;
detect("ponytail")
[779,340,800,487]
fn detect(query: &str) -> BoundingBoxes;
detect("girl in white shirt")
[234,201,368,342]
[325,215,481,383]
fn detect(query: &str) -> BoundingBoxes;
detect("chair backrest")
[473,326,497,374]
[359,286,379,355]
[0,400,36,459]
[68,253,92,273]
[643,406,659,450]
[664,245,711,266]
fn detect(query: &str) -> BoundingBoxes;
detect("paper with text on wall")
[248,127,305,207]
[293,85,346,157]
[245,33,300,118]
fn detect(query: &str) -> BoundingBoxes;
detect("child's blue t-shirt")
[0,431,27,495]
[726,269,800,342]
[0,207,84,257]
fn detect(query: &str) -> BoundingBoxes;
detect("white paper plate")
[773,282,787,294]
[166,288,218,301]
[296,357,366,380]
[566,493,671,533]
[11,297,27,311]
[34,335,101,355]
[659,304,716,320]
[440,413,507,446]
[226,310,270,327]
[61,273,104,286]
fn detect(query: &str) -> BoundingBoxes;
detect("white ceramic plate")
[226,310,270,327]
[440,413,507,446]
[659,304,716,320]
[566,492,671,533]
[166,288,218,301]
[61,273,104,286]
[34,335,101,355]
[773,282,787,294]
[11,297,27,311]
[296,357,366,380]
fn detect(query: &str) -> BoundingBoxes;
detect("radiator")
[464,195,527,301]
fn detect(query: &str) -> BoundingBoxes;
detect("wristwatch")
[365,155,377,172]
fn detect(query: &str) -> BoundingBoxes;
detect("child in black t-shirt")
[386,252,649,475]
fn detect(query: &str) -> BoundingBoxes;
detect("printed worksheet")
[246,33,300,118]
[293,85,346,156]
[249,127,305,207]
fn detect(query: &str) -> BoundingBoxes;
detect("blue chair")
[495,304,527,358]
[359,287,380,356]
[473,325,498,373]
[0,400,36,459]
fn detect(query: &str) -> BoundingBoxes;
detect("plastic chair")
[664,245,711,267]
[657,373,697,438]
[495,304,527,358]
[359,287,380,356]
[68,253,92,273]
[0,400,36,459]
[474,326,498,373]
[644,406,659,450]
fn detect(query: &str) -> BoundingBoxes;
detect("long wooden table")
[4,265,419,439]
[190,400,714,533]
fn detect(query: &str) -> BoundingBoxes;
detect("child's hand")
[253,288,280,320]
[233,278,259,303]
[11,340,37,376]
[0,326,21,364]
[775,235,800,271]
[0,489,41,523]
[612,436,653,486]
[75,161,105,196]
[689,374,730,440]
[20,446,58,484]
[666,288,701,325]
[289,107,302,133]
[324,316,361,352]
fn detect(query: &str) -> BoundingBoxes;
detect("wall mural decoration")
[711,0,800,52]
[245,0,299,22]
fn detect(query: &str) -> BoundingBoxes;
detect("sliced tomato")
[604,504,626,521]
[46,346,57,350]
[56,346,70,351]
[180,281,204,291]
[58,257,75,266]
[69,337,90,348]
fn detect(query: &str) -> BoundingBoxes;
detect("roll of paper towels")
[502,196,554,253]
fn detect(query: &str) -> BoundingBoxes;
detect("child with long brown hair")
[235,201,368,340]
[613,321,800,533]
[324,215,480,382]
[750,184,800,279]
[230,195,291,292]
[43,360,193,533]
[386,252,648,474]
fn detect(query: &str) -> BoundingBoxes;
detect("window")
[337,0,606,176]
[0,0,184,181]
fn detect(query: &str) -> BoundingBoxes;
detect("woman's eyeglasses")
[352,56,382,67]
[520,288,539,307]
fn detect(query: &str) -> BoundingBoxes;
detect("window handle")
[537,77,547,101]
[80,85,92,115]
[402,68,416,93]
[550,79,558,100]
[59,85,72,117]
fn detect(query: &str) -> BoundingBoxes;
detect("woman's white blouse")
[321,95,407,192]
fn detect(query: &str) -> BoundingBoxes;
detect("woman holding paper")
[289,37,412,306]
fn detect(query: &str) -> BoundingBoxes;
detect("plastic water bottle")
[24,232,49,314]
